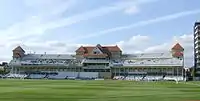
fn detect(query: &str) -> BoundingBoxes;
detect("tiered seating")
[48,72,78,79]
[111,60,123,66]
[22,54,74,60]
[155,76,164,80]
[111,52,183,67]
[134,76,144,81]
[9,54,82,66]
[143,76,163,81]
[73,60,82,65]
[48,73,65,79]
[29,74,46,79]
[6,73,27,78]
[83,65,110,69]
[125,76,135,80]
[125,76,143,81]
[123,58,183,66]
[126,53,172,59]
[163,76,184,81]
[82,59,109,63]
[79,72,98,78]
[19,59,83,66]
[137,53,172,58]
[20,59,72,65]
[48,72,99,79]
[124,75,184,81]
[121,52,183,66]
[113,76,125,80]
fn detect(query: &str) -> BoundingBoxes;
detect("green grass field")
[0,79,200,101]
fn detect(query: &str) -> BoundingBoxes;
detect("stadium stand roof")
[22,54,74,60]
[124,52,173,59]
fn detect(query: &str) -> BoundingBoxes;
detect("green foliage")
[191,68,196,77]
[0,68,9,74]
[0,69,4,74]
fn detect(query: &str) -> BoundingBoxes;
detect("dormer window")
[93,51,100,54]
[92,47,102,54]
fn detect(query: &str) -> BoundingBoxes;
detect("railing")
[22,64,70,67]
[122,63,183,66]
[111,59,183,67]
[110,63,123,67]
[9,59,183,67]
[82,65,110,69]
[81,59,110,63]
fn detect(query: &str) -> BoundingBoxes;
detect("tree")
[191,67,196,80]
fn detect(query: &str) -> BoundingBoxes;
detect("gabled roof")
[12,46,25,52]
[75,46,85,52]
[171,43,184,51]
[75,44,121,53]
[96,44,103,52]
[83,47,95,53]
[103,45,121,52]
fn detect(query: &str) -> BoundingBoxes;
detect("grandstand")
[6,43,184,81]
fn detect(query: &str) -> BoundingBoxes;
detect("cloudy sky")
[0,0,199,67]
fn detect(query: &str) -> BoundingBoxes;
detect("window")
[93,51,100,54]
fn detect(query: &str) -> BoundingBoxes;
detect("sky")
[0,0,199,67]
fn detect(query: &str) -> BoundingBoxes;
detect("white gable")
[92,47,103,54]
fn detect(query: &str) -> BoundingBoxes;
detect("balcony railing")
[122,64,182,67]
[82,65,110,69]
[81,59,110,63]
[10,61,74,67]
